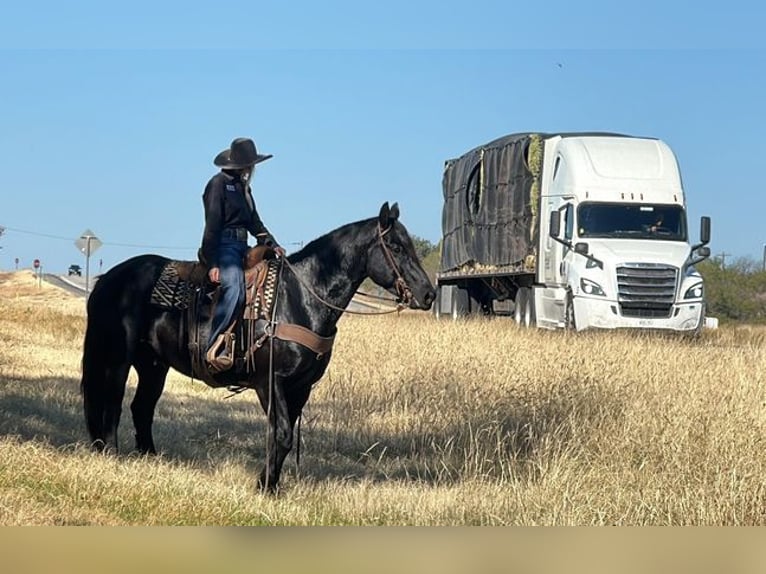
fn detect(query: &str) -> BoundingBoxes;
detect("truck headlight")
[580,278,606,297]
[684,282,704,300]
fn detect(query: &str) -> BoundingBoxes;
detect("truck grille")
[616,264,678,318]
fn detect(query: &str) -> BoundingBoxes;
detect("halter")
[377,223,414,307]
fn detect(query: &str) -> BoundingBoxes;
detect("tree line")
[698,257,766,323]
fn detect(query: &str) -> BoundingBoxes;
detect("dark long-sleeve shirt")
[200,171,277,268]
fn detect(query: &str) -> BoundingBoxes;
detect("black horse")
[80,202,435,492]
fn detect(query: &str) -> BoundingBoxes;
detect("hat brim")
[213,149,273,168]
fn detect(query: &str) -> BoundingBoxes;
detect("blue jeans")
[207,237,249,351]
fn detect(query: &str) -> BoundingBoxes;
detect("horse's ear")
[378,202,390,228]
[390,202,400,221]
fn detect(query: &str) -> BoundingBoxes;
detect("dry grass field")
[1,269,765,525]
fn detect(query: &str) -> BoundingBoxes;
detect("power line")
[0,224,196,251]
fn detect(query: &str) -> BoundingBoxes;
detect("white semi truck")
[435,132,711,332]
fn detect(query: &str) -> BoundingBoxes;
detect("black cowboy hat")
[213,137,273,169]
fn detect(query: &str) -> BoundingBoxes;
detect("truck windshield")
[577,203,687,241]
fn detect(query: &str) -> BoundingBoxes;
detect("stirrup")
[206,332,235,372]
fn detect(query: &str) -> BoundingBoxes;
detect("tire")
[514,288,528,325]
[451,287,469,320]
[524,288,536,328]
[565,291,577,331]
[689,301,706,339]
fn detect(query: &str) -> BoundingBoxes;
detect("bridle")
[377,223,413,307]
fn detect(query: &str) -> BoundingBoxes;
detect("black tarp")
[440,133,542,273]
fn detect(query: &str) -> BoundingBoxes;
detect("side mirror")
[574,242,589,255]
[689,244,711,266]
[700,216,711,245]
[549,211,560,238]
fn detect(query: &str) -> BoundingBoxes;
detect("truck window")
[564,204,574,240]
[577,203,687,241]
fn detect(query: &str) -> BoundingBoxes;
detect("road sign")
[33,259,40,269]
[75,229,102,256]
[75,229,102,299]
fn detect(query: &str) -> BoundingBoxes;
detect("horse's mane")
[287,216,377,265]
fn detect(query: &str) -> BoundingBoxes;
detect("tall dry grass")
[1,270,765,524]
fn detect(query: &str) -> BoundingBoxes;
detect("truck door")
[544,202,573,285]
[558,202,575,284]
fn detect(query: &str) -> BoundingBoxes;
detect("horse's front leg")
[254,375,293,494]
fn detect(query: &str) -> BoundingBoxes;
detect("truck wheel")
[433,287,442,320]
[451,287,469,320]
[524,288,536,328]
[514,288,528,326]
[565,292,577,330]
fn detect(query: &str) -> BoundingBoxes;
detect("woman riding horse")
[80,202,435,492]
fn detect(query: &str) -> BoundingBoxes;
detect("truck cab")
[539,135,710,332]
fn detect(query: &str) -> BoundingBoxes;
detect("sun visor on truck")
[440,133,542,273]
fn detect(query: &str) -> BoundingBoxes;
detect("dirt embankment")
[0,271,85,317]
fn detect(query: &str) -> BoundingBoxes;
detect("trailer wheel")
[565,292,577,331]
[451,287,470,320]
[525,288,536,327]
[514,288,528,326]
[433,287,443,320]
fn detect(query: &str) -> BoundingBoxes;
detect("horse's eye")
[391,244,402,254]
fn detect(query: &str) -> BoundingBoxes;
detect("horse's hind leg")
[82,360,131,452]
[130,345,169,455]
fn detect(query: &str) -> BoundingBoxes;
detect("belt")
[222,228,248,242]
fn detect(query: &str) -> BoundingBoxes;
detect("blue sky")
[0,2,764,273]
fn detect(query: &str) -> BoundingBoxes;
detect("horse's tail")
[80,296,112,447]
[79,254,168,450]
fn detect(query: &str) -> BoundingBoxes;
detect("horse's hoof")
[257,474,279,495]
[90,439,118,455]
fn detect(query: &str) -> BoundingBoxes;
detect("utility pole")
[762,244,766,273]
[717,251,731,270]
[75,229,102,298]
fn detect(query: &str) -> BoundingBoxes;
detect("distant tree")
[409,234,438,261]
[409,235,440,282]
[698,256,766,322]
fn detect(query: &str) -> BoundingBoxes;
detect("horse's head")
[368,202,436,310]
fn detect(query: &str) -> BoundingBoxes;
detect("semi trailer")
[435,132,711,332]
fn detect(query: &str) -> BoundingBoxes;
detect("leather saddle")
[151,245,335,384]
[185,246,278,377]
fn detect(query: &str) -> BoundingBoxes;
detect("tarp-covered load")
[440,133,543,274]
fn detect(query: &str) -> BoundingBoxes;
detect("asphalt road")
[44,273,90,297]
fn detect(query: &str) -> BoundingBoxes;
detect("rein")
[280,223,412,316]
[282,257,404,316]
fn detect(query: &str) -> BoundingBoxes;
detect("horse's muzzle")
[411,287,435,310]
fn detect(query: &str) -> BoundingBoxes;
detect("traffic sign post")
[75,229,102,297]
[33,258,41,287]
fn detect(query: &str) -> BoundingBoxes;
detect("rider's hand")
[208,267,220,283]
[274,246,286,258]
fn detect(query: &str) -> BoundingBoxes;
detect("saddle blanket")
[150,262,192,310]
